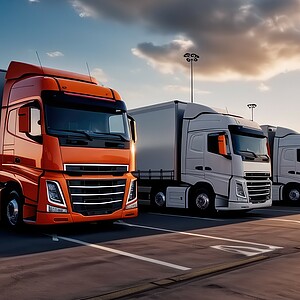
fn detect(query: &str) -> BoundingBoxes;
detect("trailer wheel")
[3,190,23,228]
[189,187,215,214]
[284,184,300,204]
[151,190,166,209]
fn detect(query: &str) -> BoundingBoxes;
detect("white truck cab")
[262,125,300,203]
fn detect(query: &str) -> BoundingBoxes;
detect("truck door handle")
[15,157,21,163]
[205,167,212,171]
[195,166,203,170]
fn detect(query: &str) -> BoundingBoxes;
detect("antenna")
[86,62,93,82]
[36,51,44,73]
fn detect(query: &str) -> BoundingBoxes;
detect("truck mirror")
[267,141,271,156]
[18,106,31,133]
[128,116,137,143]
[218,134,227,156]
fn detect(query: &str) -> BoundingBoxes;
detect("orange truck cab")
[0,61,138,228]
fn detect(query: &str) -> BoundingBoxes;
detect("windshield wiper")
[92,132,128,141]
[50,129,93,141]
[238,150,258,158]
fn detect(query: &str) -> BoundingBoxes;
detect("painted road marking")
[51,235,191,271]
[211,245,276,257]
[52,234,59,242]
[212,216,300,256]
[118,221,282,257]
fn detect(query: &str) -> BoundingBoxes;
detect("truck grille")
[64,164,128,175]
[67,179,126,216]
[244,172,271,203]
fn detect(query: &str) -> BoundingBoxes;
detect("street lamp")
[247,103,257,121]
[184,52,199,103]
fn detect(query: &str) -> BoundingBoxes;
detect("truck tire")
[151,189,166,209]
[284,184,300,204]
[3,190,23,228]
[189,187,215,214]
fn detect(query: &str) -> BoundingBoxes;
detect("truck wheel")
[190,187,215,214]
[151,190,166,209]
[3,190,23,228]
[284,185,300,204]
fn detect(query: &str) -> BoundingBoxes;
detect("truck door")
[279,148,296,180]
[13,102,43,178]
[204,132,232,197]
[185,132,205,182]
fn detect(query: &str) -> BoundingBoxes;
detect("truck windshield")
[43,92,130,141]
[230,126,269,161]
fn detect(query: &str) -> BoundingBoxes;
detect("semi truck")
[0,61,138,228]
[130,101,272,213]
[261,125,300,203]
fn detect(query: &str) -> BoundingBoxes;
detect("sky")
[1,0,300,131]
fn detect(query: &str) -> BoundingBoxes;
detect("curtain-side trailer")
[130,101,272,214]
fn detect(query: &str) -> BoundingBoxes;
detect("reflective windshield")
[43,92,130,141]
[230,126,269,161]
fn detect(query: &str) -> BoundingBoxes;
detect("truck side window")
[8,109,17,135]
[208,133,230,155]
[297,149,300,162]
[208,134,219,154]
[190,135,204,152]
[283,149,295,162]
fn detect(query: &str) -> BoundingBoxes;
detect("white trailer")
[261,125,300,203]
[130,101,272,213]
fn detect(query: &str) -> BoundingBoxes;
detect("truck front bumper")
[31,207,138,225]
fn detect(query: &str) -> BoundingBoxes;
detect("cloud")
[70,0,300,81]
[71,0,98,18]
[164,85,211,95]
[258,82,270,92]
[46,51,64,58]
[91,68,109,84]
[28,0,40,2]
[132,38,193,74]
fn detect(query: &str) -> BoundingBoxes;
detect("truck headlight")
[126,180,138,210]
[46,180,67,207]
[127,180,137,202]
[236,181,246,198]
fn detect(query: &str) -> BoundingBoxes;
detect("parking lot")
[1,204,300,299]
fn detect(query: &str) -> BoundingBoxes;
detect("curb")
[88,255,268,300]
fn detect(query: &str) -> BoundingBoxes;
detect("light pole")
[184,52,199,103]
[247,103,257,121]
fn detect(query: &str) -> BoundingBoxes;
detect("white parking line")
[118,222,282,251]
[53,235,191,271]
